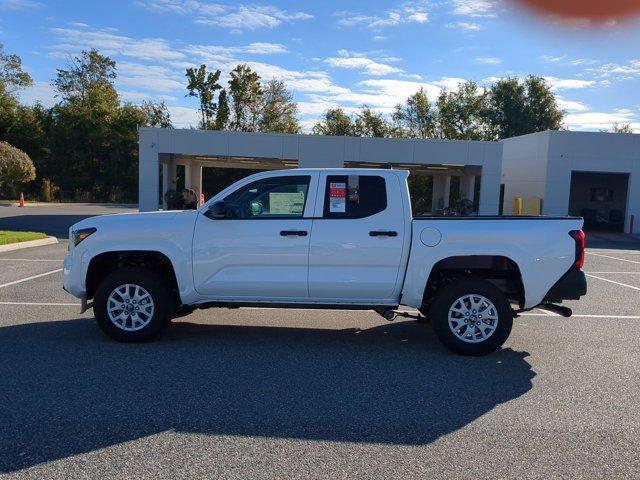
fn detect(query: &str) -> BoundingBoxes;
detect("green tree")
[603,122,634,134]
[140,100,172,128]
[312,108,356,136]
[51,50,127,200]
[259,79,299,133]
[354,107,392,137]
[54,49,118,107]
[185,64,221,129]
[0,141,35,187]
[0,44,34,141]
[0,43,33,96]
[436,81,489,140]
[392,87,435,138]
[214,88,230,130]
[228,64,263,132]
[486,76,563,140]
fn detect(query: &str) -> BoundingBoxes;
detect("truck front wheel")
[429,278,513,356]
[94,267,172,342]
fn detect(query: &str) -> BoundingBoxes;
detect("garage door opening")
[568,171,629,232]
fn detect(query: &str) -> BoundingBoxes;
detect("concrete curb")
[0,236,59,253]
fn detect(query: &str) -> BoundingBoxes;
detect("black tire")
[429,278,513,356]
[94,267,172,342]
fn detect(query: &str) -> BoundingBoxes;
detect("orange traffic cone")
[19,192,25,207]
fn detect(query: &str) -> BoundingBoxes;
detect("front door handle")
[280,230,308,236]
[369,230,398,237]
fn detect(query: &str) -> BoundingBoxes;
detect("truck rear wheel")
[94,267,172,342]
[429,278,513,356]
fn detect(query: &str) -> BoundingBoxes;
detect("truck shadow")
[0,317,534,472]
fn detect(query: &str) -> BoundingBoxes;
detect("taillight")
[569,230,585,269]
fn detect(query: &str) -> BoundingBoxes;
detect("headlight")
[72,227,97,246]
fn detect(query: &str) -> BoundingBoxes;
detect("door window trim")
[218,174,312,220]
[319,174,388,220]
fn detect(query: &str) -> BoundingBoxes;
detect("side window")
[224,175,310,219]
[323,175,387,219]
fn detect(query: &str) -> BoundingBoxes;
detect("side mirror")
[206,201,228,219]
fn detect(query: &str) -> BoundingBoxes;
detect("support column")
[443,175,451,208]
[190,162,203,202]
[138,130,159,212]
[184,163,192,189]
[161,162,169,209]
[464,175,475,201]
[432,174,445,212]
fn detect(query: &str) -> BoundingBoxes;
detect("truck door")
[192,173,317,298]
[308,172,406,302]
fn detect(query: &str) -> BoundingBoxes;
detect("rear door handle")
[280,230,308,236]
[369,230,398,237]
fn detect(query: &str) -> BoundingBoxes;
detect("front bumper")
[62,254,86,299]
[543,269,587,303]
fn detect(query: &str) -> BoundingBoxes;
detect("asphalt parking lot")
[0,208,639,479]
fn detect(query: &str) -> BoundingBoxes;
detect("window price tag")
[329,182,346,213]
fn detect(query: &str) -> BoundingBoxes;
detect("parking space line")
[585,271,640,274]
[520,313,640,319]
[0,258,62,262]
[585,252,640,264]
[0,301,79,306]
[0,269,62,289]
[585,273,640,291]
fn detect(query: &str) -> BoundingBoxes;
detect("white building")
[138,128,502,216]
[501,130,639,234]
[138,128,639,234]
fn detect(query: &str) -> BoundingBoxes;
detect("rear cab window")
[323,175,387,219]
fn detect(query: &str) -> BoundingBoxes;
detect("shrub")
[0,141,36,188]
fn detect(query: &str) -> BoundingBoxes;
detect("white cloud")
[325,51,404,76]
[446,21,481,31]
[451,0,496,18]
[0,0,43,10]
[335,1,430,29]
[597,60,640,81]
[119,75,184,92]
[18,81,57,108]
[115,61,185,93]
[540,55,598,67]
[134,1,312,31]
[243,42,288,54]
[297,101,346,116]
[556,98,589,113]
[564,111,639,132]
[50,27,186,62]
[166,106,200,128]
[543,76,596,90]
[475,56,501,65]
[305,77,466,114]
[119,90,176,102]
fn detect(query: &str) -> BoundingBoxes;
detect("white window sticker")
[269,192,305,214]
[329,182,346,213]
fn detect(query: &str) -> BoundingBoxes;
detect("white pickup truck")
[63,168,586,355]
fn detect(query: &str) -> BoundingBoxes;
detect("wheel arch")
[86,250,180,304]
[421,255,525,309]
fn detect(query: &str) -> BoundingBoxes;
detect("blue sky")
[2,0,640,131]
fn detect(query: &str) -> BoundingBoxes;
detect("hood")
[69,210,203,238]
